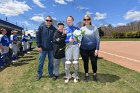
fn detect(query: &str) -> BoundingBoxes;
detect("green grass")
[101,37,140,41]
[0,49,140,93]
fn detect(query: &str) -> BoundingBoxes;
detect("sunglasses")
[46,20,52,22]
[83,19,91,21]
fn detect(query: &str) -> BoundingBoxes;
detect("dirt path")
[99,41,140,72]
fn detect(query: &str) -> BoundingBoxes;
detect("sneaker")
[27,52,30,54]
[36,75,41,81]
[74,78,78,83]
[50,74,54,78]
[52,76,58,81]
[12,60,17,63]
[65,78,69,83]
[84,76,89,82]
[93,75,97,81]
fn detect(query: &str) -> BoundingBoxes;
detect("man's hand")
[94,50,99,56]
[37,47,42,52]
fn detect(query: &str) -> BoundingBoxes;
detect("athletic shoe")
[65,78,69,83]
[52,76,58,81]
[36,75,41,81]
[12,60,17,63]
[74,78,78,83]
[84,76,89,82]
[93,75,97,81]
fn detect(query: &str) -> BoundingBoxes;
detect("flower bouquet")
[73,29,85,42]
[59,29,85,51]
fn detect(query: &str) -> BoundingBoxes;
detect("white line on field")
[100,51,140,63]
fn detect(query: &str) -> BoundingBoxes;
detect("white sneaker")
[74,78,78,83]
[27,52,30,53]
[65,78,69,83]
[12,60,17,62]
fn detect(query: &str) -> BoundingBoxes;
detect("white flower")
[73,29,85,42]
[73,30,81,36]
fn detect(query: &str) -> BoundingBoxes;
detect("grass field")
[101,37,140,41]
[0,48,140,93]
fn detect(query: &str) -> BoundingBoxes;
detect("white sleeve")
[10,35,13,41]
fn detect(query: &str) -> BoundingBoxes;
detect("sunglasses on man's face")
[46,20,52,22]
[83,19,91,21]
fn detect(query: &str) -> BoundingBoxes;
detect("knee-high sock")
[73,61,79,79]
[65,61,71,78]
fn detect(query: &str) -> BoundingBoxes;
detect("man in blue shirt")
[10,30,19,62]
[21,32,28,54]
[36,16,56,80]
[27,34,33,51]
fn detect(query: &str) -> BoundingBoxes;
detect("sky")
[0,0,140,31]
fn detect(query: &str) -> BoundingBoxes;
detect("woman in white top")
[80,15,100,82]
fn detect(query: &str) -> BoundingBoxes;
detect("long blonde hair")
[82,15,92,26]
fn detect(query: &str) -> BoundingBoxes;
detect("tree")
[98,27,104,37]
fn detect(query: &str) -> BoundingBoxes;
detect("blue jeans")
[37,50,54,76]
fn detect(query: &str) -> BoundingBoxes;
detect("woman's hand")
[69,38,74,43]
[94,50,99,56]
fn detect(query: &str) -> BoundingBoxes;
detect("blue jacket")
[10,35,18,44]
[36,22,56,51]
[65,25,79,45]
[0,35,10,47]
[21,35,28,42]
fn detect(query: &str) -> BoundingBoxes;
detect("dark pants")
[29,43,32,51]
[80,48,98,74]
[0,52,11,67]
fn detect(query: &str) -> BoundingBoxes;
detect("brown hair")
[67,16,74,21]
[82,15,92,26]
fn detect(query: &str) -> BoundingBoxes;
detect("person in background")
[27,34,33,51]
[0,28,11,68]
[64,16,80,83]
[36,16,56,80]
[21,32,28,54]
[10,30,19,62]
[52,23,66,80]
[80,15,100,82]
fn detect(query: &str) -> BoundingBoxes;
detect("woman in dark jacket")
[53,23,66,80]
